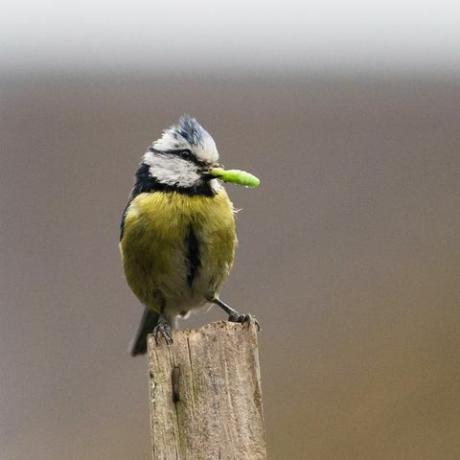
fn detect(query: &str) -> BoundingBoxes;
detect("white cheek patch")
[143,151,201,187]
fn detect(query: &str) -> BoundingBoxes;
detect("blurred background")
[1,1,460,459]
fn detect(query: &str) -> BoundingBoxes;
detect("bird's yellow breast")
[120,189,236,314]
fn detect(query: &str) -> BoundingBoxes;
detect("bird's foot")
[211,297,261,331]
[228,312,260,331]
[153,317,173,345]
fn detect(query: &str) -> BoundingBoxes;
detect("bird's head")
[142,115,219,189]
[152,115,219,164]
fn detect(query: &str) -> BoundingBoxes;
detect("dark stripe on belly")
[186,226,200,287]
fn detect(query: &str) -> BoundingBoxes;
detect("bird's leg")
[153,314,173,345]
[210,298,260,330]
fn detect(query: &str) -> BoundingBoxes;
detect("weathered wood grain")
[147,321,266,460]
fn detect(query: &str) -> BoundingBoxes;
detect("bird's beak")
[203,163,220,178]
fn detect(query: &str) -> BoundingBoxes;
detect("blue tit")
[120,115,256,356]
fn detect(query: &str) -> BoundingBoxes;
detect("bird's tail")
[129,308,160,356]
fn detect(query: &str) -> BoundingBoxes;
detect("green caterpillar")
[210,168,260,188]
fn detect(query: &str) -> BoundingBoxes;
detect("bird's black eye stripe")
[177,149,193,160]
[175,149,205,166]
[149,147,206,167]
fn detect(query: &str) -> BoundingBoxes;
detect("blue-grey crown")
[151,115,219,162]
[177,115,205,147]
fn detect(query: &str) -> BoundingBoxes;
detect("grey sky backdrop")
[2,0,460,74]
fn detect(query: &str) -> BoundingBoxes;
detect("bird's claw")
[228,313,261,331]
[153,320,173,345]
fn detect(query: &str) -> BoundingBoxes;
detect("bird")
[120,115,256,356]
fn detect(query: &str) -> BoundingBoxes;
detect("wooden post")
[147,321,267,460]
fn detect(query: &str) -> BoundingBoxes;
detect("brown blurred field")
[1,74,460,459]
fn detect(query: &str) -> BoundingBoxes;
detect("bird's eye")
[178,149,193,160]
